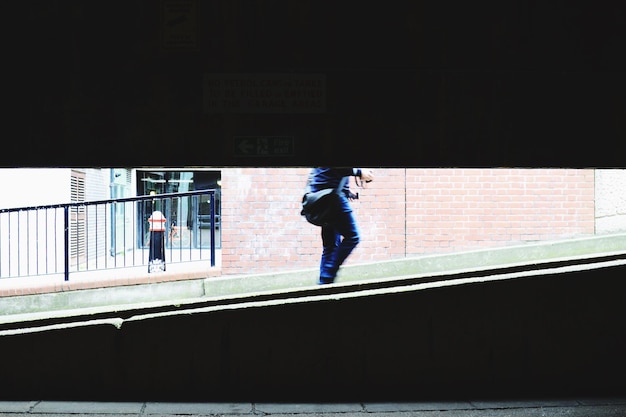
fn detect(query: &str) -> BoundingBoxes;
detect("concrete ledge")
[0,272,208,320]
[203,233,626,297]
[2,233,626,322]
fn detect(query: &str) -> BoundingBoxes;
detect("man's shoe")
[318,276,335,285]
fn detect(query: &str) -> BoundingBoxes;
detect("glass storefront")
[110,168,132,256]
[136,170,221,249]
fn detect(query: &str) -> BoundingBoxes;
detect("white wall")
[0,168,71,209]
[595,169,626,234]
[0,168,116,278]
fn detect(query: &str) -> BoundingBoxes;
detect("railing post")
[210,191,215,267]
[64,206,69,281]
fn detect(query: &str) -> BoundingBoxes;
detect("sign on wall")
[234,136,295,157]
[161,0,198,49]
[203,73,326,113]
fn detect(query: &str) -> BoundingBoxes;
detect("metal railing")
[0,190,217,281]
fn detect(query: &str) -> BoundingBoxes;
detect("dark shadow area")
[1,256,625,402]
[4,0,626,168]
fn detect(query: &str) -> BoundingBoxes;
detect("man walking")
[306,167,374,284]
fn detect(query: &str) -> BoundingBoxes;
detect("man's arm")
[358,169,374,182]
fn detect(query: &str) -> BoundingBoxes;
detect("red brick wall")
[221,168,595,275]
[404,168,595,255]
[220,168,315,275]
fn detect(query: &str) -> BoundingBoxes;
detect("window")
[70,170,86,262]
[136,170,221,249]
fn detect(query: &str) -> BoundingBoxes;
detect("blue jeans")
[319,197,360,284]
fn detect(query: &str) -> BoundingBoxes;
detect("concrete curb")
[0,398,626,415]
[203,233,626,296]
[1,233,626,321]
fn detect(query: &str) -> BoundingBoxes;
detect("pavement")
[0,399,626,416]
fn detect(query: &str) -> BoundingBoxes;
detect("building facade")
[1,168,625,279]
[220,168,600,275]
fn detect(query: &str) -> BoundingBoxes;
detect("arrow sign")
[234,136,295,157]
[236,138,255,155]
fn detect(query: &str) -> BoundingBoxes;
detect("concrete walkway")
[2,233,626,322]
[0,398,625,416]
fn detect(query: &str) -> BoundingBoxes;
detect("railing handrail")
[0,189,217,213]
[0,189,218,281]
